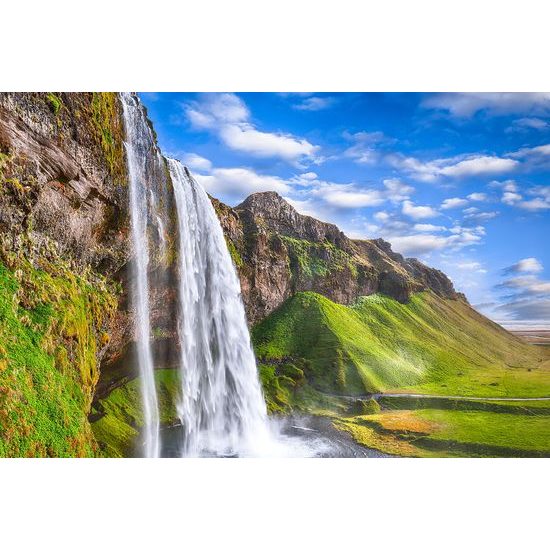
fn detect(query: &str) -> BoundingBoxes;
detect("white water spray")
[121,93,160,457]
[169,159,281,456]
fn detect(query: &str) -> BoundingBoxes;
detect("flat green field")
[334,407,550,457]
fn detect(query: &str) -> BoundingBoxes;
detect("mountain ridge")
[212,189,463,324]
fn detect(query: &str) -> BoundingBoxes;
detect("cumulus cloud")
[181,153,212,172]
[383,178,414,203]
[509,143,550,171]
[184,93,320,166]
[493,258,550,322]
[495,182,550,211]
[320,187,385,208]
[456,261,486,272]
[413,223,446,232]
[494,298,550,322]
[507,117,549,133]
[194,167,290,204]
[467,192,488,201]
[441,197,469,209]
[293,96,336,111]
[218,124,319,165]
[502,191,522,205]
[343,131,390,165]
[389,234,449,255]
[503,257,544,274]
[422,92,550,118]
[402,200,439,220]
[387,152,518,182]
[288,174,414,212]
[462,209,499,223]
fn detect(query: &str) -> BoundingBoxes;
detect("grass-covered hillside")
[0,253,117,457]
[253,290,549,413]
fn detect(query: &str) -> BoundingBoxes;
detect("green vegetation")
[226,239,244,268]
[253,291,548,400]
[0,250,117,457]
[91,369,180,457]
[91,92,126,180]
[334,407,550,457]
[46,93,63,115]
[280,236,358,279]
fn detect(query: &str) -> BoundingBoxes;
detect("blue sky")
[140,92,550,328]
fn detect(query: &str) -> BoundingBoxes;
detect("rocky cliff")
[0,92,131,456]
[214,190,461,325]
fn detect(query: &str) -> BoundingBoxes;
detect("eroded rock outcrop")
[214,191,461,324]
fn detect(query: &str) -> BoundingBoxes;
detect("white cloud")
[344,131,391,165]
[502,191,522,205]
[388,153,518,182]
[317,186,385,208]
[497,185,550,211]
[457,261,484,271]
[413,223,446,232]
[194,167,290,204]
[441,197,468,209]
[504,258,544,274]
[499,276,550,294]
[507,117,550,133]
[489,179,518,192]
[218,124,319,165]
[383,178,414,202]
[181,153,212,172]
[463,209,499,223]
[184,93,319,166]
[438,156,518,178]
[422,93,550,118]
[509,143,550,171]
[390,234,449,255]
[467,192,488,201]
[186,93,249,129]
[402,200,439,220]
[495,258,550,322]
[293,96,336,111]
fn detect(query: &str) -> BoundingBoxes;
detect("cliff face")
[214,191,460,325]
[0,92,131,456]
[0,93,183,457]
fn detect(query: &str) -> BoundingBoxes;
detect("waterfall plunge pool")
[159,416,390,458]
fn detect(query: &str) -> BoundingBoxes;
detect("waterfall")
[121,93,161,458]
[169,159,276,457]
[120,93,321,458]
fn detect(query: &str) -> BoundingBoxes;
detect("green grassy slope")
[0,257,117,457]
[253,291,549,406]
[91,369,180,457]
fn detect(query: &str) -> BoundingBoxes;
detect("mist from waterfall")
[121,93,160,458]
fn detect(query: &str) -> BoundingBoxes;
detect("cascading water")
[121,93,161,457]
[121,93,331,458]
[169,159,277,457]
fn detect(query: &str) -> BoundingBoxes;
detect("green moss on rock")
[91,369,180,457]
[91,92,126,181]
[0,251,117,457]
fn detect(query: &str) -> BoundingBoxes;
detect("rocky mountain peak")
[215,190,461,324]
[236,191,348,248]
